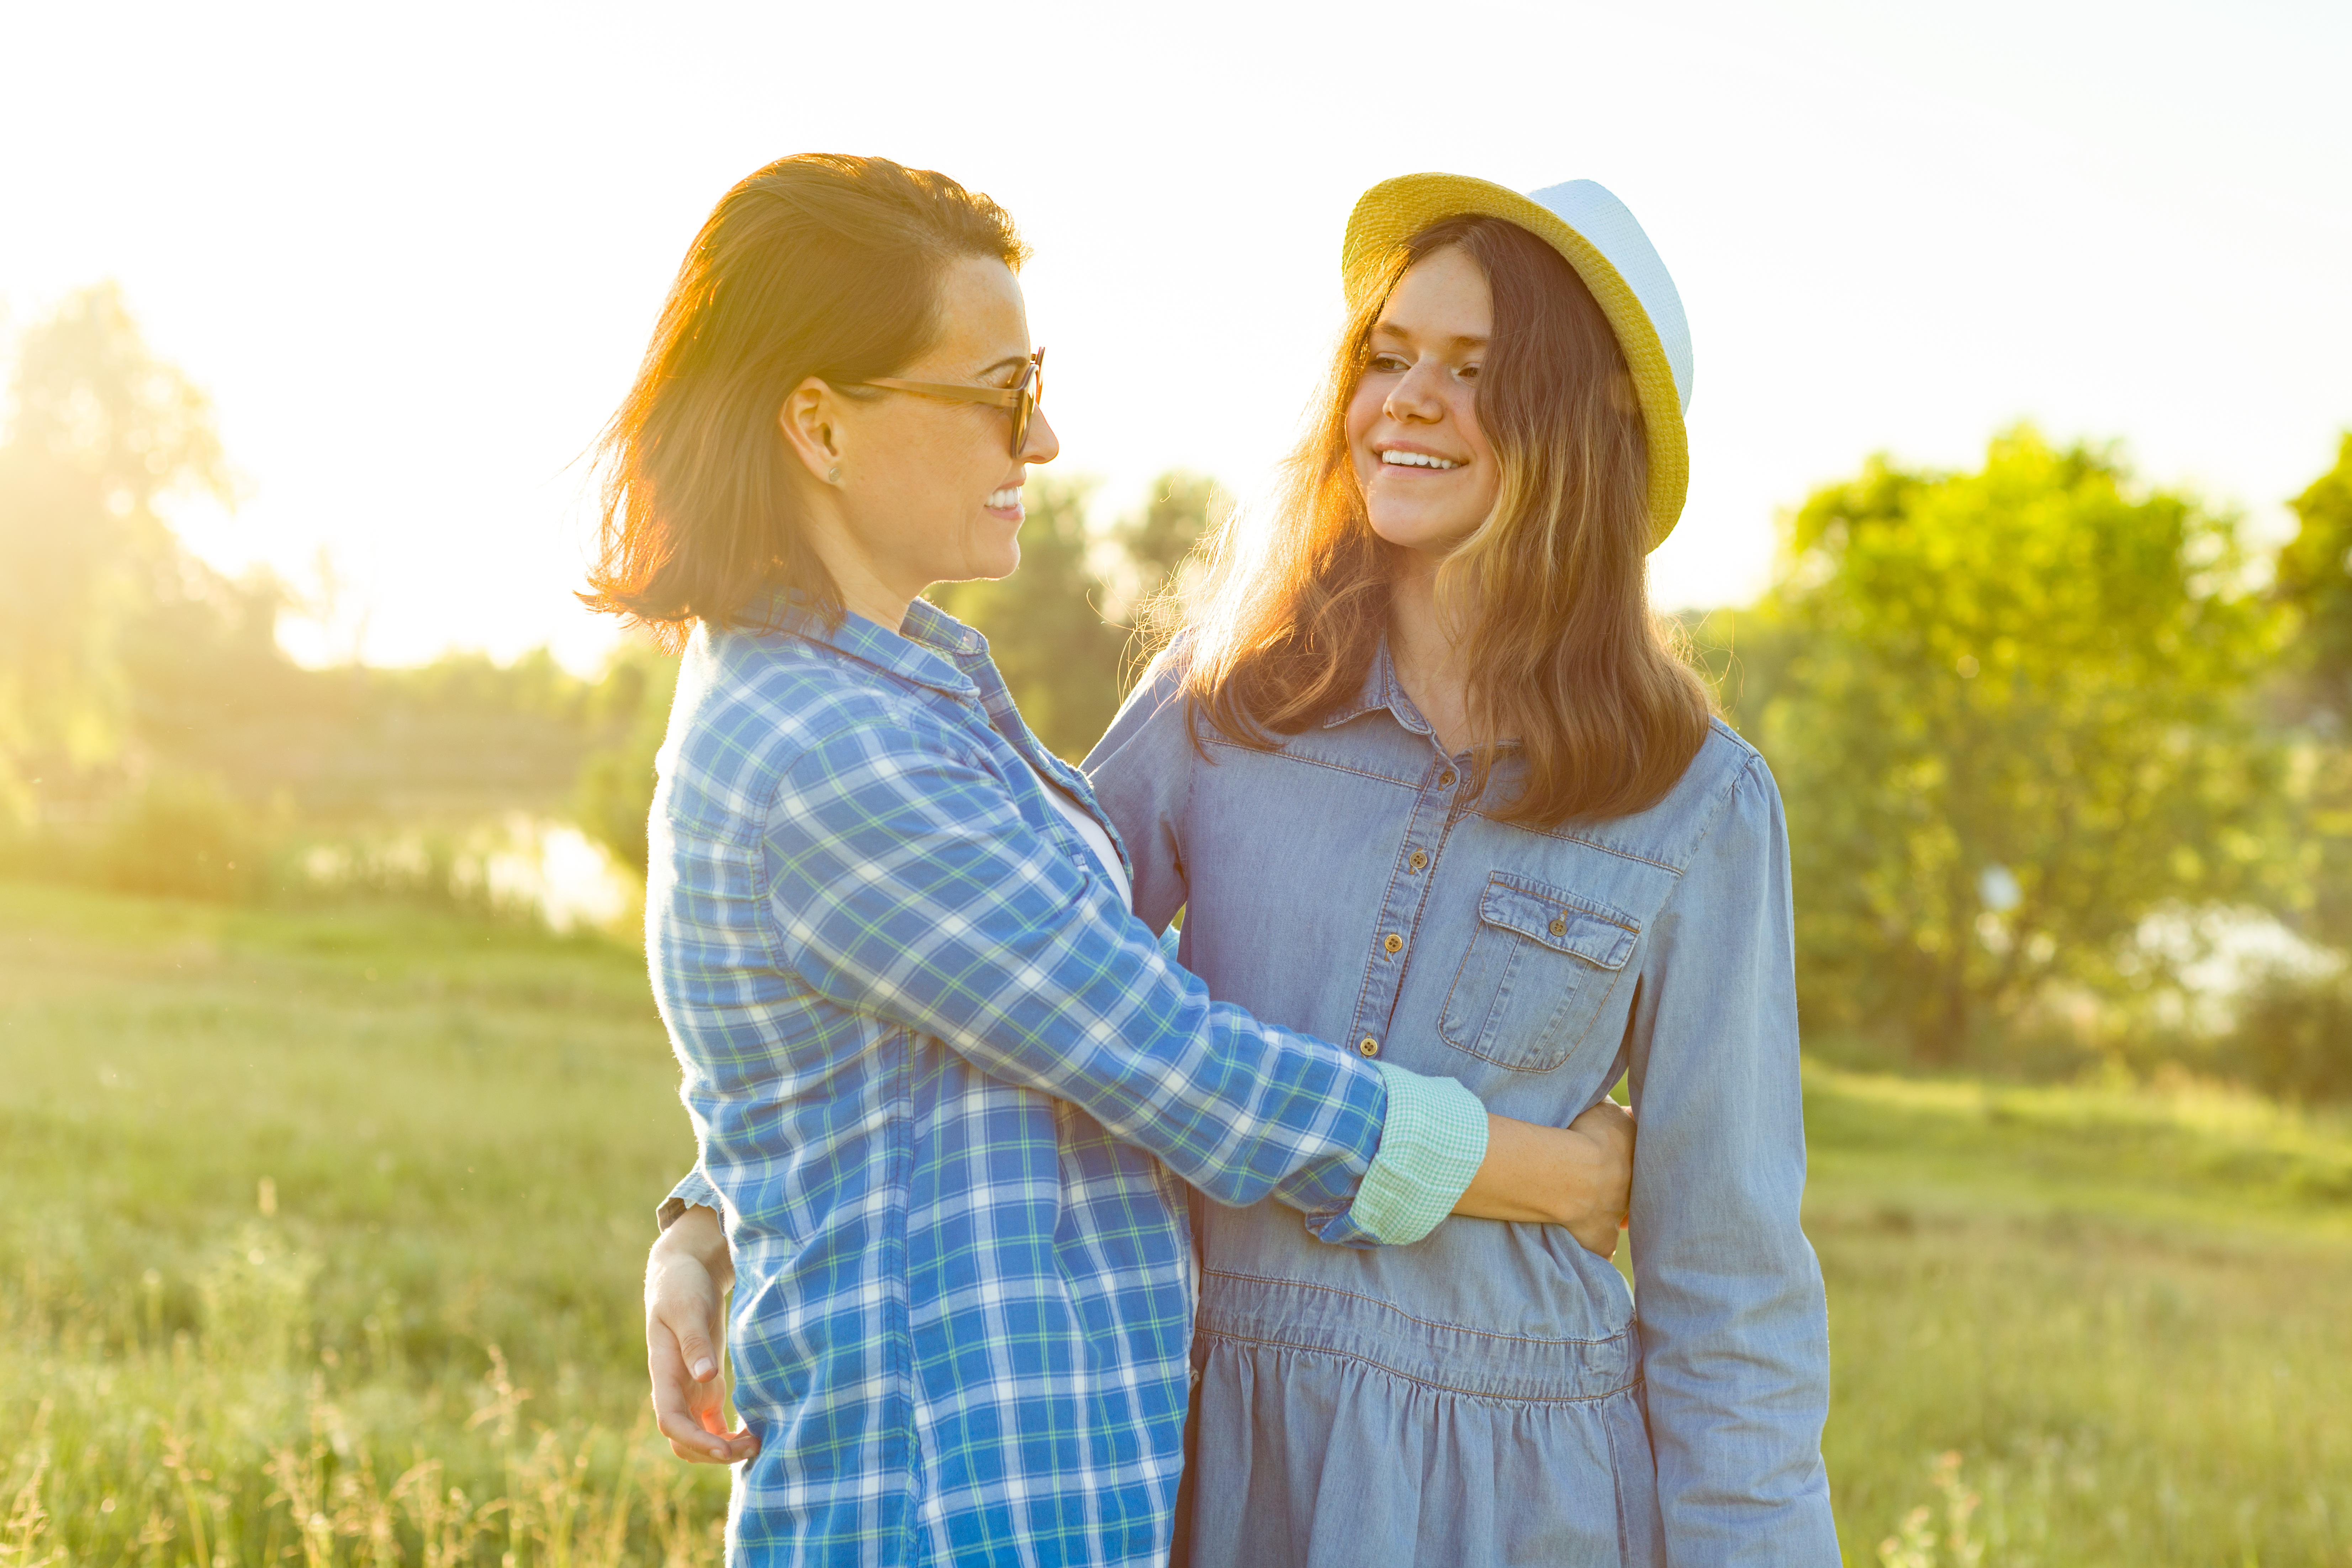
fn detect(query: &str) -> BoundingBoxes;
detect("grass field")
[2,882,2348,1565]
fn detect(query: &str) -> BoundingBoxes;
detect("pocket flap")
[1477,875,1638,970]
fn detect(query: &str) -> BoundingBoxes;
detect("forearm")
[1455,1113,1611,1224]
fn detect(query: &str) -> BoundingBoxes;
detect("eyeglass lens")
[1012,350,1043,455]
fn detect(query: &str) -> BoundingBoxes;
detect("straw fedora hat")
[1340,174,1693,550]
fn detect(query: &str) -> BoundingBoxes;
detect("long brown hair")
[1182,215,1711,826]
[581,154,1026,643]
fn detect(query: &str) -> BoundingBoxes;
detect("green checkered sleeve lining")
[1347,1064,1489,1245]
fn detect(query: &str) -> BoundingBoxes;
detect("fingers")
[647,1257,758,1466]
[649,1317,729,1462]
[650,1317,759,1463]
[1569,1218,1623,1259]
[1570,1098,1636,1146]
[1564,1100,1635,1247]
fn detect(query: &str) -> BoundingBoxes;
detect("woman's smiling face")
[831,255,1058,590]
[1346,245,1502,559]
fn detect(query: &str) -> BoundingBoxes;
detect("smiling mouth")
[1379,450,1463,471]
[985,485,1024,512]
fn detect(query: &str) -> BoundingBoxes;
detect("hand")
[1561,1098,1635,1259]
[1451,1100,1636,1253]
[646,1205,759,1464]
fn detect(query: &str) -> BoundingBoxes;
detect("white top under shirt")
[1034,764,1132,907]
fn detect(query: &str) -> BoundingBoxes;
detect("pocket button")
[1549,916,1568,937]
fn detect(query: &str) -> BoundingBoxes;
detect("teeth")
[1380,450,1460,470]
[986,487,1024,509]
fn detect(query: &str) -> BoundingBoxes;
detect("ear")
[776,377,847,485]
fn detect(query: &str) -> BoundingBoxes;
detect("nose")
[1021,406,1061,466]
[1383,361,1447,425]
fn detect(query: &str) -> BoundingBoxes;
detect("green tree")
[1754,427,2284,1062]
[2264,435,2352,954]
[1110,469,1223,630]
[573,641,681,875]
[2273,433,2352,718]
[929,471,1223,761]
[0,285,231,809]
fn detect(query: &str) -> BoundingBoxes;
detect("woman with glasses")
[594,153,1635,1567]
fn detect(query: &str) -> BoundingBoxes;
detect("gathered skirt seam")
[1201,1267,1635,1349]
[1198,1327,1643,1408]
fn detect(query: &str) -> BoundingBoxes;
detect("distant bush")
[99,769,271,901]
[2221,968,2352,1103]
[572,645,679,876]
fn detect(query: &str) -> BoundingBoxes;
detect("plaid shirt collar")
[750,588,988,701]
[745,586,1099,811]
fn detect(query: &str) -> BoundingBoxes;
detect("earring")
[826,464,841,485]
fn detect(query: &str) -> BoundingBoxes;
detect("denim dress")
[1084,646,1838,1568]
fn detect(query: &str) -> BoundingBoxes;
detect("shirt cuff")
[1343,1063,1489,1245]
[656,1167,723,1234]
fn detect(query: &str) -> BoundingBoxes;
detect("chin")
[945,517,1023,583]
[967,540,1022,582]
[1367,507,1479,558]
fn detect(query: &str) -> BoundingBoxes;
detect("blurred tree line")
[5,286,2350,1099]
[0,288,643,900]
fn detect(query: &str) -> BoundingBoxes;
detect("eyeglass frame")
[845,348,1045,458]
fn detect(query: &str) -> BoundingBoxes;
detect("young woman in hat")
[597,153,1638,1568]
[1083,176,1838,1564]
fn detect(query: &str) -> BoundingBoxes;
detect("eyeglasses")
[850,347,1045,458]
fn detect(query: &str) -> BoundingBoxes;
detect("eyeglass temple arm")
[856,378,1025,408]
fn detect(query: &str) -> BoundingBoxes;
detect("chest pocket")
[1438,872,1640,1072]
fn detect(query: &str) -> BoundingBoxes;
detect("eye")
[1366,352,1410,374]
[1457,362,1482,382]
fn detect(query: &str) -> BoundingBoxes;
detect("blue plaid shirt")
[651,597,1486,1566]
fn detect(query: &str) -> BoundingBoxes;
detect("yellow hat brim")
[1341,173,1688,551]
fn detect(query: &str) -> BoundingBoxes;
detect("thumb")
[677,1326,719,1383]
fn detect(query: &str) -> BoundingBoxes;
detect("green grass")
[0,882,725,1564]
[1804,1066,2352,1564]
[2,882,2348,1564]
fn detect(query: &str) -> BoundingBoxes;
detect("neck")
[831,570,917,637]
[1386,547,1480,751]
[800,493,918,634]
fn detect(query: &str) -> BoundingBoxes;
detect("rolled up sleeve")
[655,1166,723,1233]
[1627,755,1838,1566]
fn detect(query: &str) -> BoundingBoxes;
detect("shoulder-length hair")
[1179,215,1711,827]
[581,154,1027,644]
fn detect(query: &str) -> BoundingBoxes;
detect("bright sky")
[5,0,2347,671]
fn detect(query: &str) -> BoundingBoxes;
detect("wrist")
[652,1204,733,1287]
[1550,1128,1604,1229]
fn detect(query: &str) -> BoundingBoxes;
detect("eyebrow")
[1370,322,1488,350]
